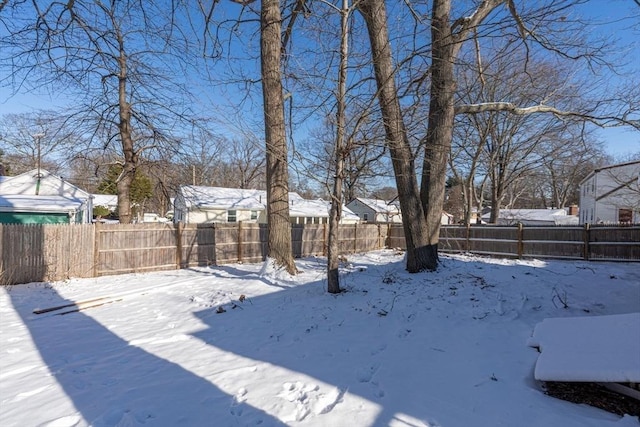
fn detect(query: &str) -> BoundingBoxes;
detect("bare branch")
[456,102,640,130]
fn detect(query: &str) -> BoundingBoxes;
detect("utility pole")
[32,133,45,195]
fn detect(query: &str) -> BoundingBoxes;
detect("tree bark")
[327,0,350,294]
[261,0,296,274]
[117,33,135,224]
[358,0,436,272]
[419,0,457,257]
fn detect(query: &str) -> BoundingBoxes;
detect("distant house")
[346,198,402,223]
[347,197,454,225]
[0,169,92,224]
[174,185,359,225]
[441,211,454,225]
[92,194,118,213]
[579,160,640,224]
[481,208,579,226]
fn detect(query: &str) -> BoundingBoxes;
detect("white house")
[346,198,402,223]
[174,185,359,225]
[481,208,579,226]
[347,197,453,225]
[579,160,640,224]
[92,194,118,213]
[0,169,92,224]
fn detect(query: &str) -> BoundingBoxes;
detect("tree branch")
[456,102,640,130]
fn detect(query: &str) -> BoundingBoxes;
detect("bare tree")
[358,0,436,272]
[261,0,296,274]
[1,1,199,223]
[0,110,81,176]
[325,0,352,293]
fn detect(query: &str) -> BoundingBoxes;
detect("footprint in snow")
[355,363,380,383]
[278,382,343,422]
[230,387,248,416]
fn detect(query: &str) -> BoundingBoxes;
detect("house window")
[618,208,632,224]
[227,210,237,223]
[250,210,258,221]
[363,213,368,222]
[306,217,313,224]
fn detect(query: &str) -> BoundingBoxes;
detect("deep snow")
[0,250,639,427]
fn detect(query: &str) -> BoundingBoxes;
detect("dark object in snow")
[216,306,226,314]
[543,381,640,416]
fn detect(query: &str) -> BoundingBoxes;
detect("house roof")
[92,194,118,208]
[0,169,90,200]
[290,198,359,220]
[578,160,640,186]
[482,208,568,222]
[179,185,359,220]
[352,198,401,214]
[179,185,285,210]
[0,195,85,213]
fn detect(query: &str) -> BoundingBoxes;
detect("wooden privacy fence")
[0,222,388,286]
[2,222,637,286]
[388,224,640,261]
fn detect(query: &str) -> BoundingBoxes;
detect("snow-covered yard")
[0,250,638,427]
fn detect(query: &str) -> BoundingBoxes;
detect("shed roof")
[0,195,85,213]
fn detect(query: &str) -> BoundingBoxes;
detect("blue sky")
[575,0,640,157]
[1,1,638,159]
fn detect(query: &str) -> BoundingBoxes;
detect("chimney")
[568,205,578,216]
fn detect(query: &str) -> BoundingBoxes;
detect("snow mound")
[528,313,640,383]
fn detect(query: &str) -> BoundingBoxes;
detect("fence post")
[354,223,358,253]
[466,223,471,252]
[323,222,327,256]
[237,221,243,263]
[92,221,101,277]
[378,224,382,249]
[517,223,524,259]
[583,223,590,260]
[175,222,183,269]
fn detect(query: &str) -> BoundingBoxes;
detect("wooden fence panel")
[589,226,640,261]
[467,226,519,257]
[238,224,267,264]
[438,226,468,252]
[96,223,176,275]
[396,224,639,261]
[44,224,95,280]
[521,226,584,259]
[298,225,326,258]
[213,224,241,264]
[386,224,405,249]
[1,224,94,285]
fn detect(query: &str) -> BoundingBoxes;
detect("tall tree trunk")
[117,37,135,224]
[327,0,350,293]
[419,0,456,258]
[261,0,296,274]
[358,0,436,272]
